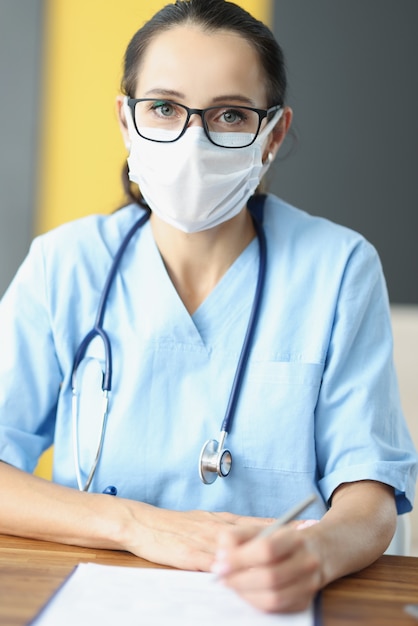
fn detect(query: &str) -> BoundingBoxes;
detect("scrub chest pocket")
[238,362,323,472]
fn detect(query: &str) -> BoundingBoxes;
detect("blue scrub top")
[0,194,416,520]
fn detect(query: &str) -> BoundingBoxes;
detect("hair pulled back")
[120,0,288,206]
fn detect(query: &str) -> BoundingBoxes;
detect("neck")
[150,208,256,314]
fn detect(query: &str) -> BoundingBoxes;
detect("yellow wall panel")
[34,446,54,480]
[37,1,167,233]
[239,0,271,24]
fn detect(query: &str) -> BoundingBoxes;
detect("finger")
[212,525,304,577]
[234,514,275,527]
[229,573,317,614]
[211,526,261,576]
[222,550,321,613]
[216,516,291,551]
[211,527,300,580]
[218,525,262,549]
[215,512,275,528]
[223,539,320,592]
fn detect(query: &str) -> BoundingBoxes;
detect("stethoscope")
[71,197,267,493]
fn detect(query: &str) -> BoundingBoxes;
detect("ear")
[262,106,293,163]
[116,95,131,150]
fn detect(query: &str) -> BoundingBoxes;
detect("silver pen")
[257,493,317,538]
[405,604,418,620]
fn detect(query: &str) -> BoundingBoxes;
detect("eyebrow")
[143,88,256,107]
[212,94,256,106]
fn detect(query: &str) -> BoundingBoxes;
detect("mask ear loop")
[259,108,284,141]
[122,96,135,151]
[259,108,282,169]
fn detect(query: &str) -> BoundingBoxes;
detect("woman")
[0,0,416,614]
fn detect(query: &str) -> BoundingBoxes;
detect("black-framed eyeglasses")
[126,98,282,149]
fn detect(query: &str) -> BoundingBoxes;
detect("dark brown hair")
[120,0,288,207]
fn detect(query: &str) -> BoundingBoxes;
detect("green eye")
[151,100,167,108]
[223,110,240,123]
[151,100,174,116]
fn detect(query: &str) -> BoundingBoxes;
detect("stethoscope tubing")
[71,210,151,393]
[220,215,266,433]
[198,212,266,483]
[71,209,151,491]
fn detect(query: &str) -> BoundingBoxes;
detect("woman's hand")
[210,481,397,614]
[120,503,275,572]
[211,523,322,613]
[0,464,396,597]
[0,463,272,573]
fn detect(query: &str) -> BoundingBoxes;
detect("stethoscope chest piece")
[199,432,232,484]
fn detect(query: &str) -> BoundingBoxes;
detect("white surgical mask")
[124,98,282,232]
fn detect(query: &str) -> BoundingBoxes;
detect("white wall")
[391,305,418,555]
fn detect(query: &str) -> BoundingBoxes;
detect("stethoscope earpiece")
[199,433,232,484]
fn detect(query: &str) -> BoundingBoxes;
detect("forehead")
[134,24,267,106]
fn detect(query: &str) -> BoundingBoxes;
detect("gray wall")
[0,0,44,297]
[271,0,418,303]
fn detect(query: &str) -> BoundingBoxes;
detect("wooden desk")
[0,533,417,625]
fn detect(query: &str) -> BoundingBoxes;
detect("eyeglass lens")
[133,100,261,147]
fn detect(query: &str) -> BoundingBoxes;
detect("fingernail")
[211,560,230,577]
[214,549,228,561]
[211,550,231,577]
[296,519,319,530]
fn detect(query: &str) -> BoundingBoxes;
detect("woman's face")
[118,24,291,160]
[134,24,269,115]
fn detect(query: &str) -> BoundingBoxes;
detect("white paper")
[30,563,314,626]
